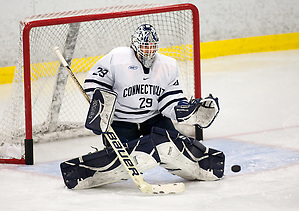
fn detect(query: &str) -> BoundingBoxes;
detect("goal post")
[0,3,201,165]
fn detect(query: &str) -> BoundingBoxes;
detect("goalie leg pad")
[150,127,225,181]
[60,135,160,189]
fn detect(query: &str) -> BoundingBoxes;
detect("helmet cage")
[131,24,159,68]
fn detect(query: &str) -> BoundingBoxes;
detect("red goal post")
[0,3,201,165]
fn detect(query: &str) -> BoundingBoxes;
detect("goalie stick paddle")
[53,46,185,194]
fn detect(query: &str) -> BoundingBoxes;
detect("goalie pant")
[60,127,225,189]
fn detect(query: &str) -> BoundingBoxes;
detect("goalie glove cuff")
[174,98,202,123]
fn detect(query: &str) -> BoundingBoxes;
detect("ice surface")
[1,50,299,210]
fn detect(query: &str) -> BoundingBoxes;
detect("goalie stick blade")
[150,182,185,195]
[137,181,185,194]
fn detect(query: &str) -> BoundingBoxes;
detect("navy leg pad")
[60,135,160,189]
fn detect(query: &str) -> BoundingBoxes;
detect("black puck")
[231,165,241,172]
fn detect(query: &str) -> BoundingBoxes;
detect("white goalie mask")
[131,24,159,68]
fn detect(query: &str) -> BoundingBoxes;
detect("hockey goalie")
[60,24,225,190]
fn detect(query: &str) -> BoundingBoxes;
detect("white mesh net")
[0,4,199,160]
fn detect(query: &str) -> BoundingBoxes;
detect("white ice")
[1,49,299,211]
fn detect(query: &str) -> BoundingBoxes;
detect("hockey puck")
[231,165,241,173]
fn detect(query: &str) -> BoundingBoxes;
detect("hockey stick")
[53,46,185,194]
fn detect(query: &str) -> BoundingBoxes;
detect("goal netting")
[0,3,200,164]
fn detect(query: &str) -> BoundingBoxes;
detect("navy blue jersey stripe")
[159,97,186,113]
[158,90,184,102]
[84,79,113,90]
[115,109,150,115]
[84,87,96,93]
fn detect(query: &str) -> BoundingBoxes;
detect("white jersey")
[84,47,187,123]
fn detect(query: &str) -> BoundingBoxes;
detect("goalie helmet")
[131,24,159,68]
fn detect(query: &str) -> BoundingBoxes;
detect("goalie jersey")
[84,47,187,123]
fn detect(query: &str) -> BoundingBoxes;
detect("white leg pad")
[151,127,225,181]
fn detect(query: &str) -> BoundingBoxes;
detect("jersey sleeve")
[83,52,114,99]
[158,63,187,120]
